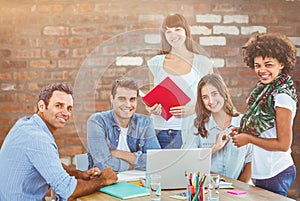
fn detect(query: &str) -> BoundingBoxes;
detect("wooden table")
[77,176,296,201]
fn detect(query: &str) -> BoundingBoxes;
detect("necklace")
[213,112,232,131]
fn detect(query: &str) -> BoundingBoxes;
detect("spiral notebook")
[100,181,150,199]
[142,77,191,120]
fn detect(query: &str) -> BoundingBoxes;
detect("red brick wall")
[0,0,299,199]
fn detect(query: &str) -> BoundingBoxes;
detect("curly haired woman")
[232,33,297,196]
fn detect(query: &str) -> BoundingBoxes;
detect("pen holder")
[198,186,205,201]
[186,184,194,201]
[186,184,205,201]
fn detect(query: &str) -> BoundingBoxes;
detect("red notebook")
[142,77,191,120]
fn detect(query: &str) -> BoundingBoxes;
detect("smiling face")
[111,87,137,128]
[38,90,73,133]
[201,84,225,114]
[164,26,187,48]
[254,56,284,84]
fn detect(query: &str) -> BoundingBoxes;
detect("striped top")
[0,114,77,201]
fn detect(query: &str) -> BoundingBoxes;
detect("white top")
[151,70,194,129]
[252,93,296,179]
[117,127,130,152]
[147,54,213,146]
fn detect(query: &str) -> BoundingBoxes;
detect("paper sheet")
[117,170,146,181]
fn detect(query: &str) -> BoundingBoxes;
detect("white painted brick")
[241,26,267,35]
[60,156,71,166]
[144,34,161,44]
[297,48,300,57]
[199,36,226,46]
[190,26,212,35]
[213,25,239,35]
[289,37,300,46]
[1,84,16,91]
[138,14,164,22]
[196,14,222,23]
[211,58,225,68]
[116,56,143,66]
[223,15,249,24]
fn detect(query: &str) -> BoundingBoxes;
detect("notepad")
[142,77,191,120]
[100,181,150,199]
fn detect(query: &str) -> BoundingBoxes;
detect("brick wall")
[0,0,299,199]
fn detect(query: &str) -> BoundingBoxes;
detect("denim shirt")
[87,110,161,172]
[191,114,252,180]
[0,114,77,201]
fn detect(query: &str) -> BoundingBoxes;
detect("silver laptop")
[146,148,211,189]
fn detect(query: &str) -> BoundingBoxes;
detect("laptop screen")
[146,148,211,189]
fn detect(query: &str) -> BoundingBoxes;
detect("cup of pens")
[185,171,206,201]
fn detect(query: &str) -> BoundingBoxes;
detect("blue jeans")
[156,129,182,149]
[255,165,296,196]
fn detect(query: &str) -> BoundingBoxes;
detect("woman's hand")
[145,103,162,115]
[169,105,194,117]
[232,133,250,147]
[212,131,230,154]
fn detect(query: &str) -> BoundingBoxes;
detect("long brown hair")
[159,13,202,54]
[194,73,239,138]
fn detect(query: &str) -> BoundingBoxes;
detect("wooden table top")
[77,176,296,201]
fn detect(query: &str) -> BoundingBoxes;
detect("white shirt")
[117,127,130,152]
[252,93,296,179]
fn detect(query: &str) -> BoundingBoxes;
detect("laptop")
[146,148,211,189]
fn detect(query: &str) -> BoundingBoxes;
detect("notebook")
[146,148,211,189]
[100,181,150,199]
[142,77,191,120]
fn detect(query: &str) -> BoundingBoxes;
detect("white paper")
[117,170,146,181]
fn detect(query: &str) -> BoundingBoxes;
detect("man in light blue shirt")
[87,77,161,172]
[0,83,117,201]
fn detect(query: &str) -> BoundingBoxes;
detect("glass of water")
[207,174,220,201]
[149,174,161,201]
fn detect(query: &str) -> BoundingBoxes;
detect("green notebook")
[100,181,150,199]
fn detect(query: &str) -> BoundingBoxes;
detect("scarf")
[239,73,297,136]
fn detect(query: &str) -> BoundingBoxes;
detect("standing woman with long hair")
[145,13,213,149]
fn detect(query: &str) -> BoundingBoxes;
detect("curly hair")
[194,73,239,138]
[242,33,296,74]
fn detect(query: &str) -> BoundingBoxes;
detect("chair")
[75,153,89,171]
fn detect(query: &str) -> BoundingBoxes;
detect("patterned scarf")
[239,73,297,136]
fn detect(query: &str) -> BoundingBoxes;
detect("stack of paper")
[117,170,145,181]
[220,181,234,189]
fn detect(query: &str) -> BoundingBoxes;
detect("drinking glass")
[207,174,220,201]
[149,174,161,201]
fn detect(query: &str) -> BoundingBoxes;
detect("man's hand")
[110,149,136,169]
[81,167,101,180]
[98,168,118,186]
[67,168,117,200]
